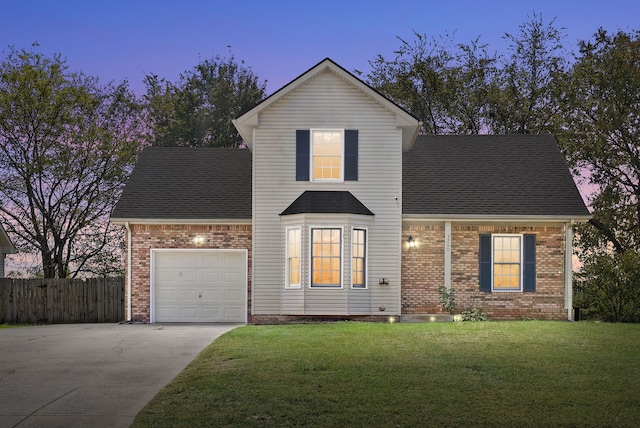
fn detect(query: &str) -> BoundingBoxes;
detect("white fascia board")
[110,218,252,225]
[232,115,259,150]
[0,226,16,254]
[402,214,591,224]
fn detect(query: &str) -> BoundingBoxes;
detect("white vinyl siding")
[253,69,403,315]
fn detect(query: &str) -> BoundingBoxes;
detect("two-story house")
[111,58,590,323]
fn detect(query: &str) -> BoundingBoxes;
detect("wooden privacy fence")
[0,277,124,324]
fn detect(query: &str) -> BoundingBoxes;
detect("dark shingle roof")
[403,134,590,218]
[280,191,374,216]
[111,147,251,220]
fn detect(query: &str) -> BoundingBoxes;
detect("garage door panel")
[179,307,198,319]
[176,254,202,268]
[176,271,198,283]
[202,253,223,266]
[154,250,246,323]
[202,307,220,319]
[156,289,178,300]
[223,307,243,321]
[223,289,243,301]
[156,306,177,319]
[200,289,220,301]
[179,289,199,301]
[155,270,177,283]
[202,271,221,283]
[223,271,242,283]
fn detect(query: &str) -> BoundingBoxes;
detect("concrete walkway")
[0,323,240,428]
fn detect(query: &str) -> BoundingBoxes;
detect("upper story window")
[296,129,358,182]
[312,130,343,181]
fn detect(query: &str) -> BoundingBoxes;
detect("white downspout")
[565,221,574,321]
[125,222,132,322]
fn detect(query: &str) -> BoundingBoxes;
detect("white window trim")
[351,227,368,289]
[285,226,302,289]
[491,234,523,292]
[309,226,344,289]
[310,129,344,182]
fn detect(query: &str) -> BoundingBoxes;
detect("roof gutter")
[111,218,252,225]
[402,214,591,223]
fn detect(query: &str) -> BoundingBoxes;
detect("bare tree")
[0,46,145,278]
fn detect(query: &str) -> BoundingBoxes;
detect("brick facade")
[126,221,568,323]
[126,223,252,323]
[401,221,569,320]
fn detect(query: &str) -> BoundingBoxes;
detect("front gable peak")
[233,58,421,151]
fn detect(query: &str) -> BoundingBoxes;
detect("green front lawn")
[133,322,640,427]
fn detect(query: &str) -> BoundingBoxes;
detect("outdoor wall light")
[407,235,416,249]
[378,278,389,285]
[193,236,205,246]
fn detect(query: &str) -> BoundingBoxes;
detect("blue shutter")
[479,234,492,292]
[344,130,358,181]
[296,130,310,181]
[523,234,536,292]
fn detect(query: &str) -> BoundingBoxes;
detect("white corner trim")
[564,222,574,320]
[444,221,452,289]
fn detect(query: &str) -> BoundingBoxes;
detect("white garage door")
[153,250,247,323]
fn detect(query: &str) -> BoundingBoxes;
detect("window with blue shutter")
[478,233,536,292]
[297,129,358,181]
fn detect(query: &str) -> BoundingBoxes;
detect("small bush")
[437,285,456,314]
[461,308,487,321]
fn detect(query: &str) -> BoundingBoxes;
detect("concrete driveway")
[0,323,240,428]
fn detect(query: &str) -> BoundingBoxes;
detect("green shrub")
[437,285,456,314]
[460,308,487,321]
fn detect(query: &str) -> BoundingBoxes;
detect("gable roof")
[280,191,374,216]
[0,224,16,254]
[403,134,590,219]
[111,147,251,223]
[233,58,421,152]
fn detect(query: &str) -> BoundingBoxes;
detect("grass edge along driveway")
[133,321,640,427]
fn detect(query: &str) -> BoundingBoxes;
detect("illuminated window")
[311,228,342,287]
[352,228,367,288]
[312,130,343,181]
[492,235,522,291]
[286,227,301,288]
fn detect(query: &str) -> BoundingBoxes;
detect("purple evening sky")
[2,0,639,95]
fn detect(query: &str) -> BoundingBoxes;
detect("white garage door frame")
[150,248,248,323]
